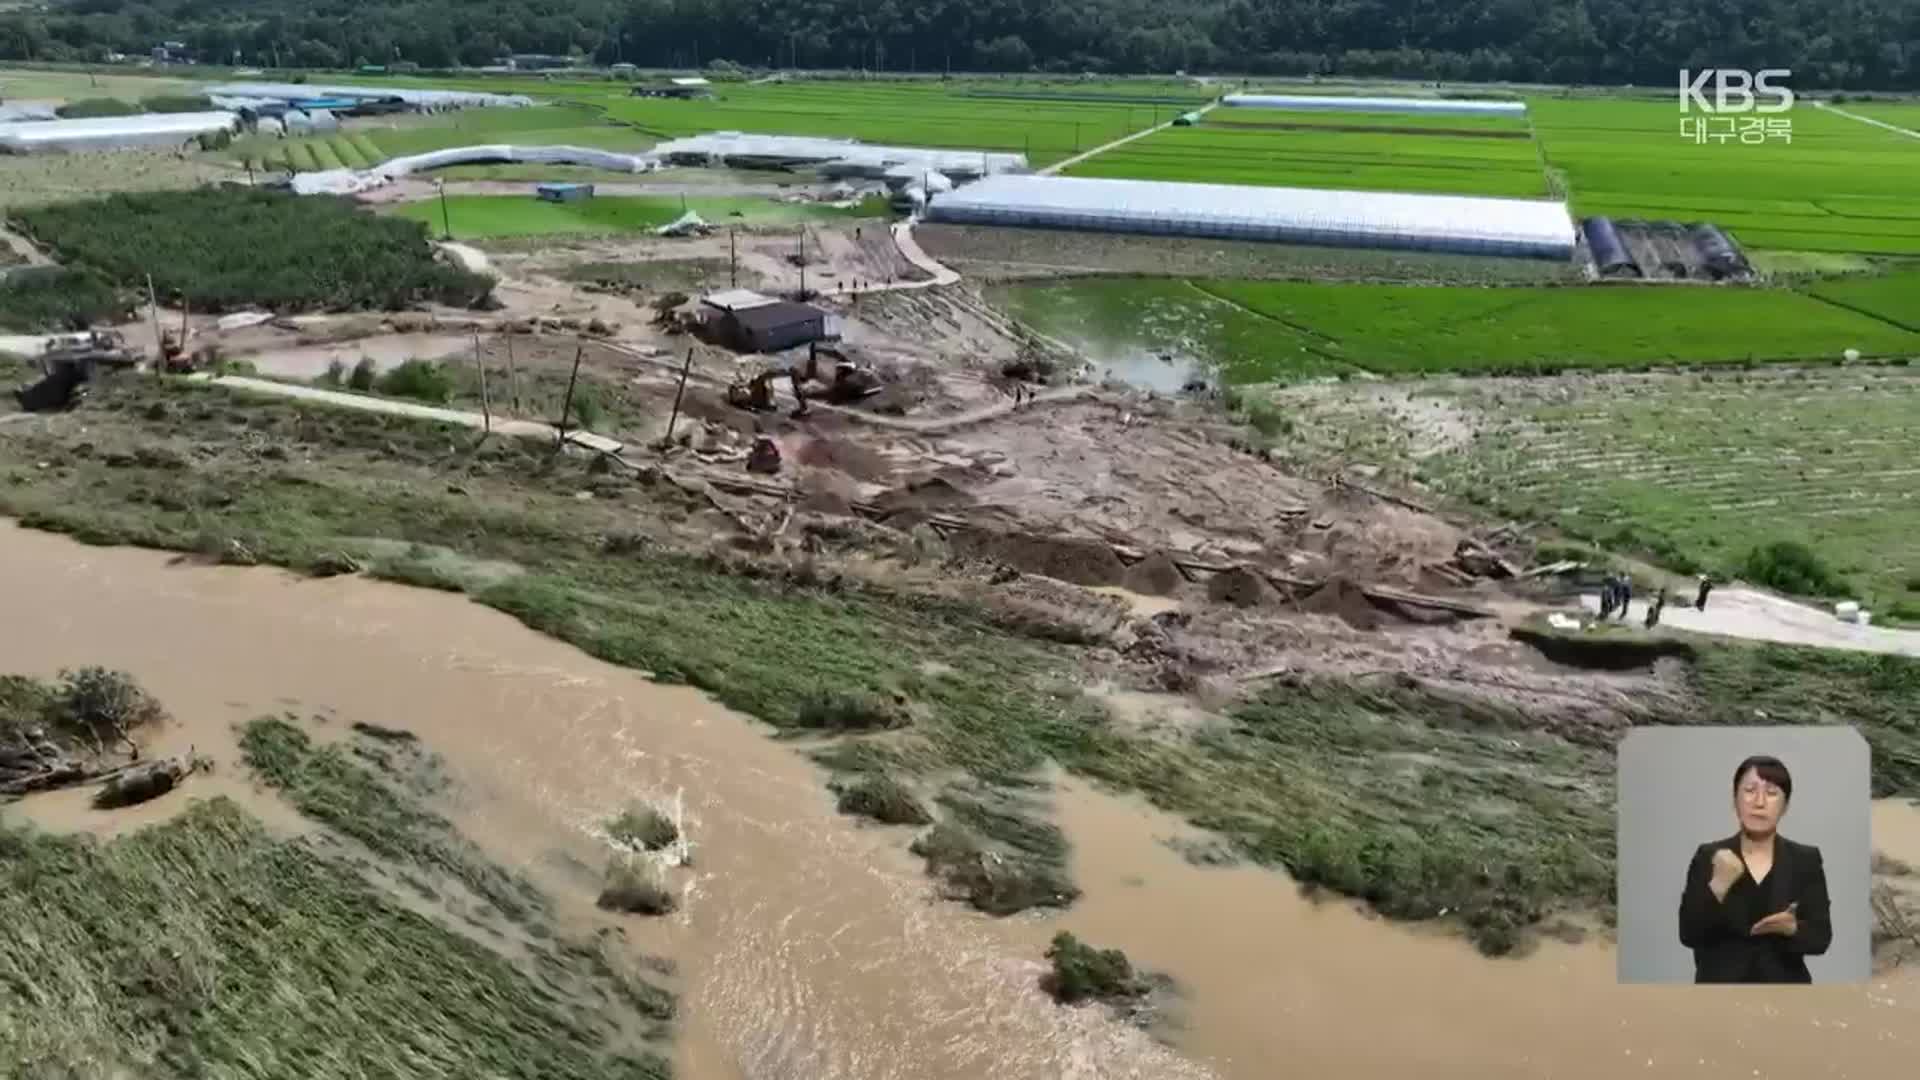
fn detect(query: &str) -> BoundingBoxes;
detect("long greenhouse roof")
[926,175,1575,259]
[1223,93,1526,116]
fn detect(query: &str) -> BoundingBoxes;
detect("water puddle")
[231,333,472,380]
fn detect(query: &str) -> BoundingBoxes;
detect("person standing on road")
[1619,575,1634,620]
[1697,574,1715,611]
[1600,575,1617,620]
[1646,587,1667,628]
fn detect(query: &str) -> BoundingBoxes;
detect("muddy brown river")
[2,521,1917,1079]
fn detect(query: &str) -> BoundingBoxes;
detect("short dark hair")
[1733,755,1793,802]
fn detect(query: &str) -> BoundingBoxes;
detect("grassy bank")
[4,374,1920,953]
[0,682,674,1077]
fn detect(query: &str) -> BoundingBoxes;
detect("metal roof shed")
[0,111,239,153]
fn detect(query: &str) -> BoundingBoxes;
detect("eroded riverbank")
[4,520,1919,1078]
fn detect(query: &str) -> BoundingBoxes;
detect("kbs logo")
[1678,69,1793,145]
[1679,69,1794,113]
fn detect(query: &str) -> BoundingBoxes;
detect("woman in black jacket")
[1678,754,1832,983]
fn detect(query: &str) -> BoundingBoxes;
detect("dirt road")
[1039,103,1218,177]
[1581,587,1920,657]
[199,374,624,453]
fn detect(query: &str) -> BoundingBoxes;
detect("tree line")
[4,0,1919,89]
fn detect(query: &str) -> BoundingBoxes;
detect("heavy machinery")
[11,331,134,412]
[727,367,809,416]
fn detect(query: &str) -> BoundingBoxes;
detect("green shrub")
[1243,396,1289,437]
[1042,932,1146,1004]
[140,94,214,113]
[52,667,165,755]
[54,98,140,119]
[569,387,605,431]
[348,357,377,391]
[374,358,454,403]
[1740,540,1850,597]
[606,806,679,851]
[834,774,932,825]
[793,688,907,731]
[9,189,491,314]
[596,861,677,915]
[0,267,129,332]
[319,358,347,386]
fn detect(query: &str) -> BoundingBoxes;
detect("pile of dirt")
[873,475,973,514]
[1300,577,1383,630]
[794,435,895,483]
[1123,551,1184,597]
[1206,566,1277,608]
[952,530,1127,587]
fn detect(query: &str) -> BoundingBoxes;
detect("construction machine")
[726,367,810,416]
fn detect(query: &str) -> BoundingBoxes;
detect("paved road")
[1579,587,1920,658]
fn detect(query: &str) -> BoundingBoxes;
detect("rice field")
[234,105,648,174]
[1805,270,1920,331]
[1418,368,1920,615]
[391,193,886,238]
[596,82,1170,167]
[997,276,1920,381]
[1530,97,1920,255]
[1062,110,1550,196]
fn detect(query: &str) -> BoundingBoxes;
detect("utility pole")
[663,347,694,447]
[729,227,737,287]
[437,180,452,240]
[555,341,585,449]
[473,331,491,435]
[797,228,806,297]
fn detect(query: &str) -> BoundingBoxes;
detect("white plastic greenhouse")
[1223,94,1526,117]
[206,83,534,111]
[925,175,1576,260]
[651,132,1026,180]
[0,111,240,153]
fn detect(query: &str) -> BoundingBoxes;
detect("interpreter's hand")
[1750,903,1799,937]
[1709,849,1745,899]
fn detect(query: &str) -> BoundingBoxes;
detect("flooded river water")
[2,520,1917,1079]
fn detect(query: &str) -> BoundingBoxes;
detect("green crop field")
[1529,97,1920,254]
[1806,269,1920,331]
[1844,102,1920,131]
[997,277,1920,381]
[392,193,886,238]
[1418,368,1920,615]
[597,83,1164,167]
[235,105,649,174]
[1063,111,1549,196]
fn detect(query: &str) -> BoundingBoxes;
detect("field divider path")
[189,373,624,453]
[190,347,1084,441]
[1037,102,1219,176]
[1814,101,1920,141]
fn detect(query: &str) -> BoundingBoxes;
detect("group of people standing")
[1598,573,1715,628]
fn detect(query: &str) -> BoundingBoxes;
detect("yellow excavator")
[727,367,809,416]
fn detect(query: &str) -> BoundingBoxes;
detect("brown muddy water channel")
[2,520,1918,1079]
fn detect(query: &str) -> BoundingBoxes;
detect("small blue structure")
[536,182,595,203]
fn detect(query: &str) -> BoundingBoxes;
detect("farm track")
[1038,103,1217,176]
[1817,101,1920,141]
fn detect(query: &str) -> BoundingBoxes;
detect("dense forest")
[3,0,1919,89]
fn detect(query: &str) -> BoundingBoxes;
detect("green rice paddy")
[998,276,1920,381]
[1420,367,1920,613]
[1530,97,1920,255]
[392,193,886,238]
